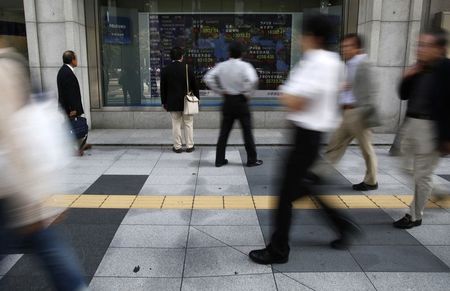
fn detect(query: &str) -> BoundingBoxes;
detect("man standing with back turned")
[203,41,263,168]
[325,33,380,191]
[57,50,90,156]
[250,15,361,265]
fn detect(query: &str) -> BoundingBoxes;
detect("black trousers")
[269,126,351,257]
[216,94,257,163]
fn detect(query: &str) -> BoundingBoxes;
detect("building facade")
[1,0,449,132]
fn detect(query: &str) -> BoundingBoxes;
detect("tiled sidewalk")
[1,146,450,291]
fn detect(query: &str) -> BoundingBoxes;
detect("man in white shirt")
[203,41,263,167]
[325,34,380,191]
[249,15,360,265]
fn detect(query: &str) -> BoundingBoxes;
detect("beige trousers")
[326,108,378,185]
[170,112,194,150]
[401,118,440,221]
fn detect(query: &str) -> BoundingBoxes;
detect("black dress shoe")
[215,159,229,167]
[172,147,183,154]
[186,146,195,153]
[247,160,263,167]
[352,182,378,191]
[249,248,288,265]
[393,214,422,229]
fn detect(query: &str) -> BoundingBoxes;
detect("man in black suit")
[160,47,199,153]
[57,50,90,155]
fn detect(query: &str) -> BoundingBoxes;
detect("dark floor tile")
[257,210,328,226]
[62,209,128,225]
[0,275,56,291]
[273,246,362,273]
[340,209,394,225]
[250,184,278,195]
[353,225,421,246]
[350,245,450,272]
[438,175,450,182]
[260,225,338,247]
[83,175,148,195]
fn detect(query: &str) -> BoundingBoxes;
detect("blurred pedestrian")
[160,47,199,153]
[394,30,450,229]
[249,14,360,265]
[203,41,263,168]
[325,33,380,191]
[57,50,91,156]
[0,37,87,291]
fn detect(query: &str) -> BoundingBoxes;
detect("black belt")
[406,112,433,120]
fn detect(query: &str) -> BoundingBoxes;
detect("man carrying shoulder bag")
[161,47,200,153]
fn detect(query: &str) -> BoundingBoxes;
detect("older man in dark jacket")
[160,47,199,153]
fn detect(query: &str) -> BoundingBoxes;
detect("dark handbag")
[70,116,88,139]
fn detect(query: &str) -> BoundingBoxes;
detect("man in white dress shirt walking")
[204,41,263,167]
[249,15,361,265]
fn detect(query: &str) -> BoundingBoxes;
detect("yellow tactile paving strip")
[44,194,450,210]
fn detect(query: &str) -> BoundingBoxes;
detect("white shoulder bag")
[183,64,199,115]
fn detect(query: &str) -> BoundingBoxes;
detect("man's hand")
[69,110,77,118]
[404,64,422,79]
[279,94,308,111]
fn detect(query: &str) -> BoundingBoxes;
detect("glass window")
[98,0,343,107]
[0,0,27,57]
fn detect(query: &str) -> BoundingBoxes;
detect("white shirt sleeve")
[203,64,224,94]
[279,61,322,100]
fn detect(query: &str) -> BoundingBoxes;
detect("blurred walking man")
[204,41,263,167]
[325,33,380,191]
[249,15,360,265]
[394,30,450,229]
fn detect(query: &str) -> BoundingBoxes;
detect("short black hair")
[424,28,448,48]
[229,41,243,59]
[62,50,76,64]
[342,33,364,49]
[170,47,184,61]
[302,14,334,49]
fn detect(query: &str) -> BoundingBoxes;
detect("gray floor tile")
[275,272,376,291]
[407,225,450,245]
[145,175,197,185]
[353,225,420,246]
[191,226,265,246]
[273,246,362,272]
[155,160,199,168]
[182,274,277,291]
[121,209,191,225]
[191,210,259,226]
[110,225,189,248]
[198,166,246,176]
[89,277,181,291]
[105,166,154,175]
[0,255,22,275]
[187,227,227,248]
[183,247,271,277]
[150,167,198,176]
[196,175,248,186]
[95,248,185,277]
[426,246,450,268]
[367,272,450,291]
[344,174,401,185]
[349,246,450,272]
[250,184,278,195]
[60,183,92,194]
[195,185,251,195]
[361,184,413,195]
[120,149,162,160]
[139,184,196,195]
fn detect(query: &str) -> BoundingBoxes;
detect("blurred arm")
[203,65,224,94]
